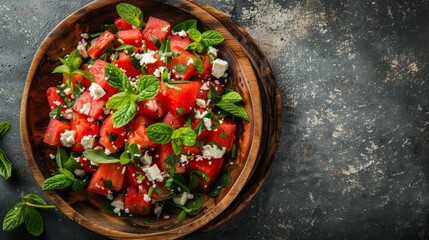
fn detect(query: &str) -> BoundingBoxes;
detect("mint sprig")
[42,148,87,191]
[186,29,224,53]
[146,123,197,155]
[2,194,55,237]
[212,91,249,121]
[105,64,160,127]
[52,50,93,94]
[116,3,145,29]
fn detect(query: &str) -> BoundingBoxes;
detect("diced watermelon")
[89,59,119,100]
[72,91,106,122]
[162,81,199,115]
[154,142,185,174]
[167,47,196,80]
[170,35,192,52]
[116,29,142,47]
[87,30,115,59]
[87,163,125,196]
[127,115,157,150]
[112,52,142,77]
[144,53,165,75]
[162,111,185,129]
[43,119,71,147]
[142,16,171,50]
[150,182,170,201]
[204,119,236,152]
[114,17,133,30]
[70,113,100,151]
[136,94,166,120]
[124,186,151,216]
[186,158,224,193]
[76,155,97,174]
[124,164,148,187]
[46,87,66,111]
[99,115,127,153]
[198,54,213,81]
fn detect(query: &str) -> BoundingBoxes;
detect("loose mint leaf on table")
[0,121,11,138]
[2,194,55,237]
[0,148,13,180]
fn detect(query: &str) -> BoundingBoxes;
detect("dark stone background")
[1,0,429,239]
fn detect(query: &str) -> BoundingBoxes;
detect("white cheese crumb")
[172,30,187,37]
[60,130,75,147]
[135,51,157,65]
[202,144,226,159]
[80,135,95,150]
[153,66,166,78]
[49,154,56,159]
[105,148,112,155]
[77,39,88,58]
[173,192,193,206]
[187,58,194,65]
[89,83,106,100]
[208,46,218,58]
[196,99,206,108]
[211,59,229,79]
[143,194,151,202]
[74,169,86,177]
[140,151,152,165]
[143,164,163,182]
[63,88,72,95]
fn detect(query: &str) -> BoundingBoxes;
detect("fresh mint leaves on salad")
[116,3,145,29]
[2,194,55,237]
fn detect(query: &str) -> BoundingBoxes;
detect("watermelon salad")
[41,3,249,222]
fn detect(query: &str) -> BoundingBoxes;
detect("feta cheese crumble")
[79,102,91,115]
[89,83,106,100]
[80,135,95,150]
[211,59,229,78]
[143,164,164,182]
[141,151,153,165]
[202,144,226,159]
[135,51,157,65]
[60,130,75,147]
[173,192,194,206]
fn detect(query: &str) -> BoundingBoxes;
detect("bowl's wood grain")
[19,0,273,239]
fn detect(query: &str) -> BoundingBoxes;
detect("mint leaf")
[116,3,145,28]
[173,127,196,146]
[74,69,94,82]
[172,19,197,32]
[112,101,137,127]
[72,178,87,191]
[59,168,75,180]
[24,207,43,236]
[146,123,174,144]
[83,149,121,164]
[42,174,74,191]
[106,92,132,109]
[171,139,183,155]
[220,91,242,103]
[0,121,11,138]
[115,44,135,53]
[49,105,62,120]
[105,63,133,92]
[165,154,179,166]
[207,170,231,197]
[193,58,204,74]
[216,101,249,121]
[23,194,47,206]
[178,210,187,223]
[201,30,224,46]
[0,148,13,180]
[187,28,202,42]
[51,64,69,74]
[174,64,188,74]
[185,194,203,211]
[136,75,160,100]
[2,202,25,232]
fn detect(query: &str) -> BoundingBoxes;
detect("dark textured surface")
[1,0,429,239]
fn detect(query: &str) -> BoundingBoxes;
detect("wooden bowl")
[20,0,266,239]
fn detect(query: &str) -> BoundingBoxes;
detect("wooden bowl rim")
[20,0,263,238]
